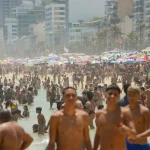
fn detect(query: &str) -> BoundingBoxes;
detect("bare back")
[0,122,24,150]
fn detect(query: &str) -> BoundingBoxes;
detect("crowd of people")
[0,62,150,150]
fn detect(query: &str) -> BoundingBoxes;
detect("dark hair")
[32,124,38,132]
[94,87,98,91]
[28,87,33,91]
[36,107,42,112]
[22,90,26,94]
[57,101,64,110]
[62,87,76,96]
[82,91,87,95]
[98,105,104,110]
[86,91,94,101]
[5,101,11,109]
[140,86,145,91]
[24,105,28,111]
[0,84,3,89]
[106,84,121,94]
[0,110,12,122]
[33,124,38,128]
[98,85,102,89]
[123,84,131,94]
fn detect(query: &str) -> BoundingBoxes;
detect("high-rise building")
[0,0,22,27]
[32,0,45,7]
[143,0,150,45]
[144,0,150,25]
[69,22,97,44]
[45,0,69,30]
[105,0,133,24]
[105,0,120,24]
[132,0,144,26]
[18,7,45,37]
[11,0,34,18]
[45,2,66,47]
[3,18,18,41]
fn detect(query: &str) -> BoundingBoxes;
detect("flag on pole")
[117,40,122,45]
[64,47,69,53]
[144,54,149,62]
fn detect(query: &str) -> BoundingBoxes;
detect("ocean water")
[18,89,95,150]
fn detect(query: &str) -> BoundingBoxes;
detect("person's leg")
[50,99,53,108]
[13,114,19,122]
[89,113,95,129]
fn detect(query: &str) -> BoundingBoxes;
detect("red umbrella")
[130,55,137,59]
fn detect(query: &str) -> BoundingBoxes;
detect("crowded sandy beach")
[0,51,150,150]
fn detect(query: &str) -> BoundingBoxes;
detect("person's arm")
[42,115,46,125]
[143,109,150,129]
[20,131,33,150]
[0,128,3,144]
[118,122,136,139]
[47,114,58,150]
[27,111,30,117]
[83,114,92,150]
[85,102,90,113]
[121,112,136,139]
[136,129,150,139]
[93,113,101,150]
[45,119,50,131]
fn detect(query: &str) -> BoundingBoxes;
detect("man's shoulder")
[0,122,23,131]
[40,113,45,117]
[140,104,150,113]
[51,110,63,118]
[76,109,88,117]
[96,109,106,116]
[145,89,150,93]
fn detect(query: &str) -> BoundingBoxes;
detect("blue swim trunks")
[126,140,150,150]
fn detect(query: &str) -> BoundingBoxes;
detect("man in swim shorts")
[36,107,46,134]
[126,86,150,150]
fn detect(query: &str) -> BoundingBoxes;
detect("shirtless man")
[48,87,92,150]
[94,84,136,150]
[126,86,150,150]
[0,110,33,150]
[36,107,46,134]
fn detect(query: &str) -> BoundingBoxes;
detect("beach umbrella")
[24,63,34,67]
[136,59,145,63]
[91,60,100,64]
[129,51,138,56]
[122,59,135,63]
[129,55,137,59]
[101,57,109,60]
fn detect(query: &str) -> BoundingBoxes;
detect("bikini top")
[11,105,16,109]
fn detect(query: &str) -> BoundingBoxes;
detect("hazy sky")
[69,0,105,22]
